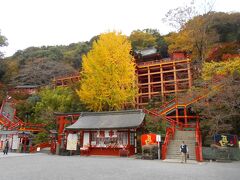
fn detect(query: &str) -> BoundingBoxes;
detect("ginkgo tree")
[77,32,137,111]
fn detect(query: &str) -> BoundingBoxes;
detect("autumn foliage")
[77,32,137,111]
[202,57,240,80]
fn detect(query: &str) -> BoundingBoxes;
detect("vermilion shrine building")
[8,85,40,95]
[61,110,145,156]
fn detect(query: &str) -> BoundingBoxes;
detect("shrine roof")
[135,47,158,57]
[66,109,145,130]
[15,85,40,89]
[0,130,18,135]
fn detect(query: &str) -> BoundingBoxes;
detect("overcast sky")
[0,0,239,57]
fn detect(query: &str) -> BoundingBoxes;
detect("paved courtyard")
[0,153,239,180]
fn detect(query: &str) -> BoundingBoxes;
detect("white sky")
[0,0,239,57]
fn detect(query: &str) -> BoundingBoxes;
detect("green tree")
[130,29,169,58]
[34,86,84,125]
[145,115,166,135]
[0,30,8,58]
[129,29,157,50]
[78,32,137,111]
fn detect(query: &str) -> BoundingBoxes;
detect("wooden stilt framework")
[52,73,81,88]
[137,58,192,108]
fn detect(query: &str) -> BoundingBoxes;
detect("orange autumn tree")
[77,32,137,111]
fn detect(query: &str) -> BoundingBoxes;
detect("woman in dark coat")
[3,139,9,155]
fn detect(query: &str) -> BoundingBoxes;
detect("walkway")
[0,153,239,180]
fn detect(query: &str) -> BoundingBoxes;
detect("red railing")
[0,99,5,114]
[195,121,203,161]
[14,116,24,125]
[0,114,13,128]
[29,141,51,153]
[162,121,176,160]
[159,98,177,114]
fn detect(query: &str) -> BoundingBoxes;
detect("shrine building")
[65,110,145,156]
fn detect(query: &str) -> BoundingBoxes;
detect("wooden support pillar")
[187,61,192,88]
[147,67,151,100]
[58,116,65,144]
[136,70,139,108]
[160,65,164,100]
[184,106,187,125]
[196,116,199,124]
[134,131,137,154]
[23,136,27,153]
[128,129,130,146]
[173,62,178,95]
[176,107,179,125]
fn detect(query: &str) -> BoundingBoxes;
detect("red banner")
[141,133,157,146]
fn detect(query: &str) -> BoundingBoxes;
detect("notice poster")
[214,134,238,147]
[12,135,20,150]
[66,133,78,150]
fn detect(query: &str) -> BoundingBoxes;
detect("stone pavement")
[0,152,36,158]
[0,153,239,180]
[163,158,202,164]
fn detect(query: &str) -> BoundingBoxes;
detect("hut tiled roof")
[66,110,145,130]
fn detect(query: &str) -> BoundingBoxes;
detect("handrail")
[14,116,24,125]
[0,99,5,114]
[29,141,51,153]
[143,108,174,125]
[159,98,177,114]
[53,73,80,81]
[0,114,13,127]
[162,121,175,160]
[195,121,203,161]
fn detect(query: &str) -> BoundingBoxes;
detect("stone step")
[174,137,196,140]
[168,150,195,154]
[168,143,196,147]
[168,149,195,152]
[168,144,195,147]
[168,145,195,149]
[167,156,196,160]
[175,131,195,133]
[167,151,195,155]
[167,153,196,156]
[166,129,198,159]
[167,154,196,158]
[169,141,196,144]
[175,131,195,135]
[167,148,195,152]
[169,140,195,143]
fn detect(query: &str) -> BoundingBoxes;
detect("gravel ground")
[0,153,239,180]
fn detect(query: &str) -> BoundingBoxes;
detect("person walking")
[180,141,188,163]
[3,139,9,155]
